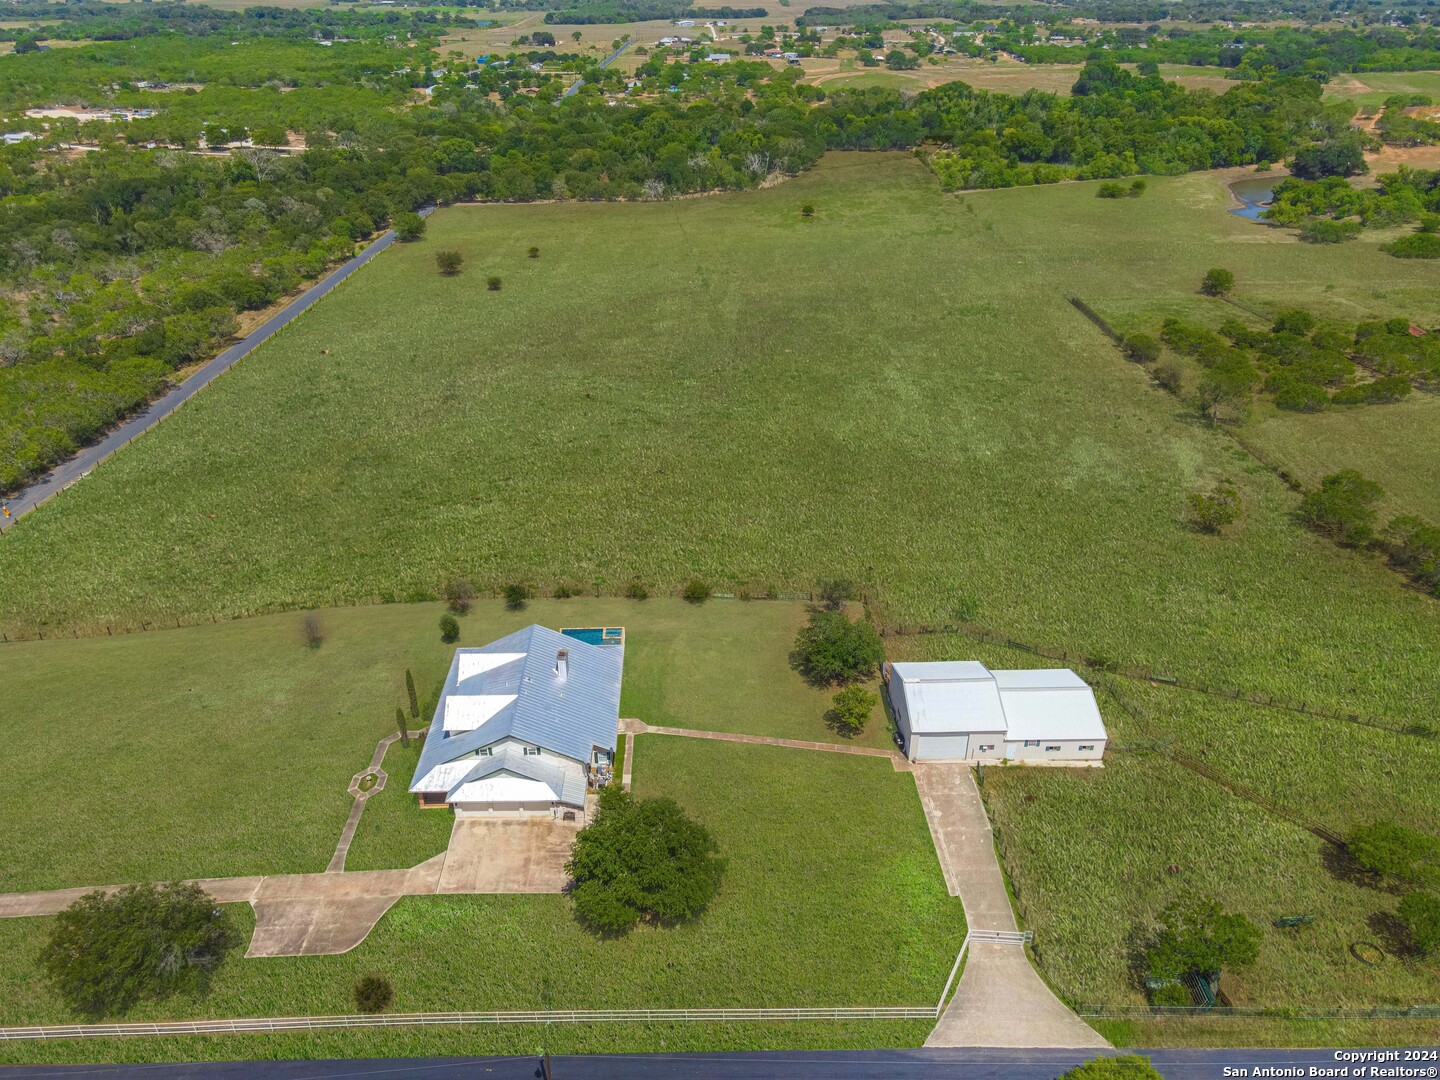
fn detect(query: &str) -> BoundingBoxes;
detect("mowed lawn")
[1,153,1436,729]
[0,735,960,1058]
[890,632,1440,1025]
[0,598,881,890]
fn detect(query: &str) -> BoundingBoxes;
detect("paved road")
[562,39,632,98]
[0,1048,1425,1079]
[0,208,434,523]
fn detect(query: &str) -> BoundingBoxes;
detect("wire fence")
[1076,1004,1440,1021]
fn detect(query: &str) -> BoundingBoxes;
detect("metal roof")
[445,747,588,808]
[890,661,1006,733]
[410,626,622,801]
[997,683,1108,742]
[891,661,1106,743]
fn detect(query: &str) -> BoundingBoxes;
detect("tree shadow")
[1122,921,1155,994]
[1321,843,1388,891]
[1366,910,1418,962]
[823,708,861,740]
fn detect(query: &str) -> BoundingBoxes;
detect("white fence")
[0,931,1026,1042]
[0,1007,936,1042]
[967,929,1033,945]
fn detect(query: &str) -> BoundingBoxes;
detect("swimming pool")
[561,626,625,646]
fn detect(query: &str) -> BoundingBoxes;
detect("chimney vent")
[556,649,569,680]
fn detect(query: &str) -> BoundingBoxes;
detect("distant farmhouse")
[887,661,1106,763]
[410,625,624,816]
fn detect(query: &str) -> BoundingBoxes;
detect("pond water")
[1229,176,1277,221]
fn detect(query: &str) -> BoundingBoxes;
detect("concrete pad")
[926,943,1109,1049]
[246,896,399,958]
[436,817,577,894]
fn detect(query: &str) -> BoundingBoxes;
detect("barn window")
[979,744,994,752]
[1045,745,1061,751]
[1023,740,1040,747]
[1079,744,1095,751]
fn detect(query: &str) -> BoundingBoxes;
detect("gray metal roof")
[410,625,623,798]
[892,660,1106,743]
[447,747,588,808]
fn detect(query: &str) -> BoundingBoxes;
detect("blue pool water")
[562,627,624,646]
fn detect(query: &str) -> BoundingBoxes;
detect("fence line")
[4,598,1426,742]
[1167,750,1347,847]
[1067,295,1124,344]
[0,1006,938,1042]
[1076,1004,1440,1020]
[0,933,996,1043]
[1096,680,1350,846]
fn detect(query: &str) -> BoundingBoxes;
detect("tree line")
[0,48,1362,495]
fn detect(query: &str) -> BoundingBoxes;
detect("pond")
[1229,176,1277,221]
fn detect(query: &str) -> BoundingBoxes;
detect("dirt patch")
[1367,144,1440,171]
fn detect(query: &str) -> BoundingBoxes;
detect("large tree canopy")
[566,786,724,936]
[1145,900,1261,983]
[40,882,240,1018]
[791,609,885,686]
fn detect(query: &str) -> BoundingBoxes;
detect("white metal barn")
[886,661,1106,764]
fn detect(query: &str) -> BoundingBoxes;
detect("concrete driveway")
[436,816,580,894]
[914,764,1108,1049]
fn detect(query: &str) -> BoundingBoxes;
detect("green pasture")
[890,631,1440,1024]
[1245,393,1440,524]
[0,597,875,890]
[0,735,962,1058]
[1326,69,1440,110]
[1,155,1436,732]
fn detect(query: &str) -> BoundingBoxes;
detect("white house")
[409,625,624,816]
[886,661,1106,764]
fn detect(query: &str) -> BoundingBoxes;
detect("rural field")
[0,597,880,891]
[890,631,1440,1034]
[1326,69,1440,110]
[0,734,959,1063]
[1,154,1436,728]
[1,152,1437,1054]
[1246,393,1440,524]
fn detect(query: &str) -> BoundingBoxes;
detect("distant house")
[409,625,624,816]
[705,52,731,62]
[886,661,1106,763]
[3,132,35,145]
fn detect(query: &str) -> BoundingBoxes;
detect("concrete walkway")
[0,862,445,958]
[326,728,425,874]
[620,719,911,771]
[915,764,1107,1049]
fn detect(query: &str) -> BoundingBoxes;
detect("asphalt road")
[3,1047,1432,1079]
[562,40,632,98]
[0,207,434,524]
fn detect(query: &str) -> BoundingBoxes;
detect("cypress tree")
[405,670,419,719]
[396,706,409,746]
